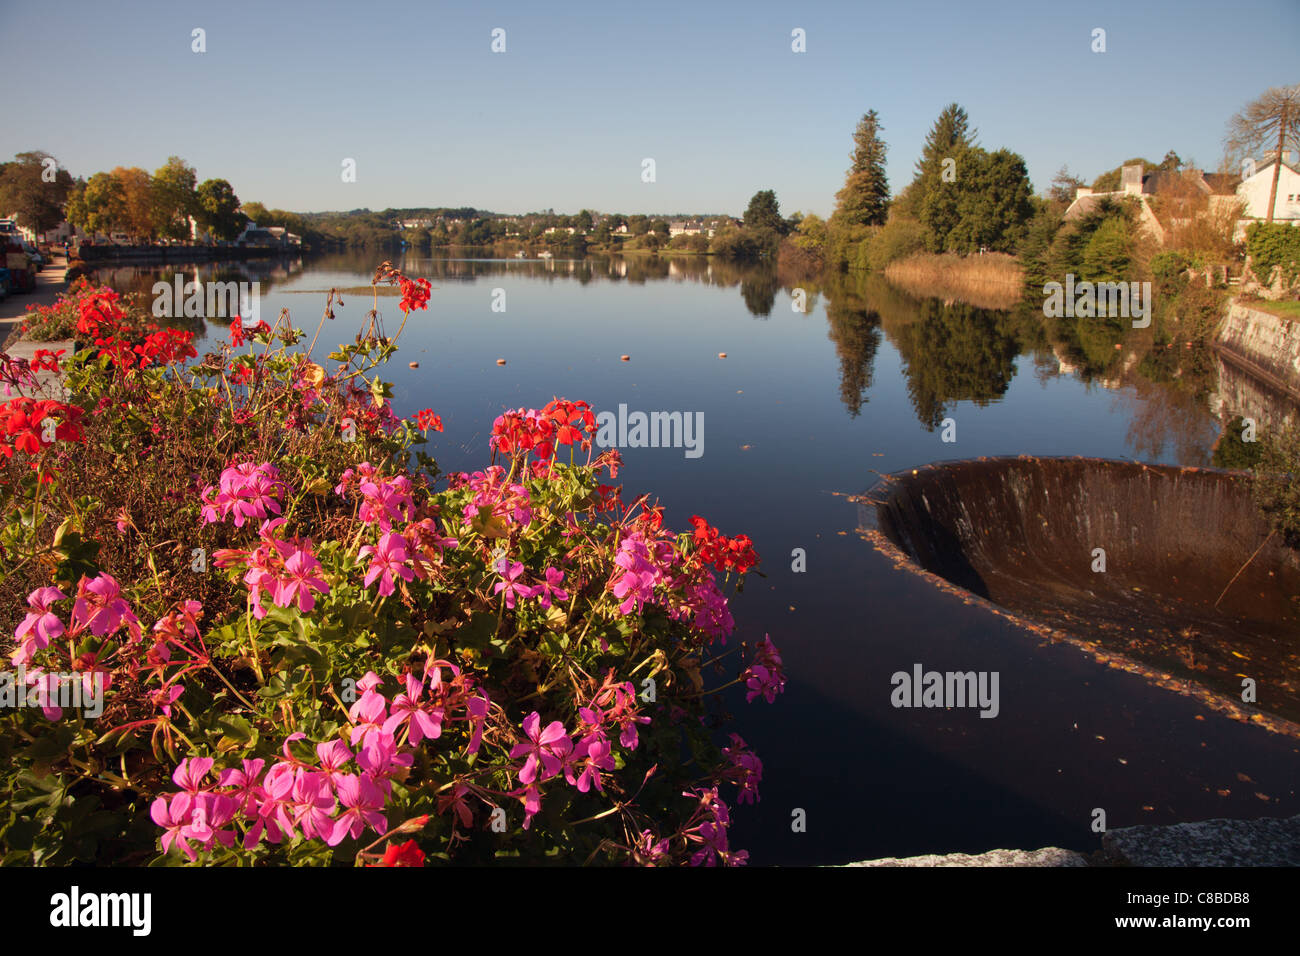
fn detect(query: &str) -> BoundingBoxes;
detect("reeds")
[883,252,1025,310]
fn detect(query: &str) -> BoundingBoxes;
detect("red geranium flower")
[368,839,425,867]
[415,409,443,432]
[398,277,432,313]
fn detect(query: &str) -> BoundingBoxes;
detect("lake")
[79,249,1300,865]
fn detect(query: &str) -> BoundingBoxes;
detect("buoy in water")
[409,361,419,369]
[496,358,507,365]
[718,352,727,359]
[620,355,630,362]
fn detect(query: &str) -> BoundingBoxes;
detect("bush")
[1253,419,1300,547]
[1212,416,1263,470]
[0,265,781,866]
[667,234,710,253]
[1245,221,1300,286]
[866,217,926,273]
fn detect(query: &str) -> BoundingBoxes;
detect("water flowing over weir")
[859,457,1300,730]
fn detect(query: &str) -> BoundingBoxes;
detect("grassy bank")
[1242,298,1300,322]
[884,252,1025,311]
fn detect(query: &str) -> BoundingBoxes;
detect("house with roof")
[1064,164,1166,242]
[1136,167,1244,236]
[1232,154,1300,239]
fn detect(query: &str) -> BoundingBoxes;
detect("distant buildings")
[668,218,727,238]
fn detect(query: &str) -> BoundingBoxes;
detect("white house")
[1233,155,1300,239]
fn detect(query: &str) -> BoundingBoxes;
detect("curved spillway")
[860,457,1300,729]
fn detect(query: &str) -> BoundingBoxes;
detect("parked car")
[0,267,10,300]
[3,242,36,292]
[109,232,132,246]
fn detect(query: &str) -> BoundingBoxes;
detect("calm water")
[84,250,1300,865]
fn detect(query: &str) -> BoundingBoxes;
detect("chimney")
[1121,164,1143,195]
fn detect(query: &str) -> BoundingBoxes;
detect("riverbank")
[1214,298,1300,403]
[73,243,299,264]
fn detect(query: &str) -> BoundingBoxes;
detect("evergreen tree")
[743,189,785,233]
[916,103,975,180]
[895,103,975,220]
[832,111,890,228]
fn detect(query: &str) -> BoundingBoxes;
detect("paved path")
[1,255,72,397]
[0,253,70,328]
[2,336,73,398]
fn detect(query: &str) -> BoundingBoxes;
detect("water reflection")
[74,249,1280,467]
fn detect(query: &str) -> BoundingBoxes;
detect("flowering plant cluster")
[0,264,784,867]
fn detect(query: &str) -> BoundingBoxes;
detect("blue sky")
[3,0,1296,218]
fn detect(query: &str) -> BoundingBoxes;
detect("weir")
[860,457,1300,727]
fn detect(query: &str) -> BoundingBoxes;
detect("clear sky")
[3,0,1297,218]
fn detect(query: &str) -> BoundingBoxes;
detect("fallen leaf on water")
[1255,792,1271,801]
[1237,772,1254,783]
[1217,789,1231,797]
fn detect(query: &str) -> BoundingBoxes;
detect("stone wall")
[1214,301,1300,400]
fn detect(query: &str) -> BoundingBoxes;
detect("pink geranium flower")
[272,545,329,613]
[532,567,569,609]
[359,532,414,598]
[492,559,532,610]
[567,734,616,794]
[70,573,141,642]
[383,673,444,745]
[200,462,286,528]
[509,711,573,785]
[12,586,66,666]
[172,756,215,795]
[151,792,198,861]
[327,774,388,846]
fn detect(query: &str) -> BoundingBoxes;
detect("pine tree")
[833,110,890,229]
[915,103,975,180]
[895,104,976,221]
